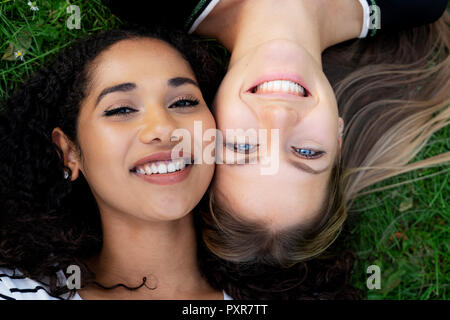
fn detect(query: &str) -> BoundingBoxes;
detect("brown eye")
[169,98,199,108]
[104,106,137,117]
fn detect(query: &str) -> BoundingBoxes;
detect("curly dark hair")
[199,248,363,300]
[0,27,224,298]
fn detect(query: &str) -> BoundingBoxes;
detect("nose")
[138,105,178,145]
[258,104,299,130]
[252,105,298,158]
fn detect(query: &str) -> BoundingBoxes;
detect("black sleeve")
[102,0,448,34]
[102,0,201,30]
[375,0,448,34]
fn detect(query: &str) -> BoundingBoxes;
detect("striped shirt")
[0,267,232,300]
[0,267,81,300]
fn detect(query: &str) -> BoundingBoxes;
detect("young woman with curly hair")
[105,0,449,268]
[0,28,232,300]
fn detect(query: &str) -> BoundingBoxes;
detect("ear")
[51,127,81,181]
[338,117,344,149]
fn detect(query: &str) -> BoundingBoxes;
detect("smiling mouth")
[130,158,192,176]
[130,158,193,186]
[249,80,307,97]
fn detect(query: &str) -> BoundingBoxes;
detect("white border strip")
[188,0,221,34]
[358,0,370,38]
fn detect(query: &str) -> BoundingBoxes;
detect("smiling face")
[212,39,343,229]
[62,38,216,222]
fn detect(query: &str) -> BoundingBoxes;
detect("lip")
[246,73,311,96]
[132,163,193,185]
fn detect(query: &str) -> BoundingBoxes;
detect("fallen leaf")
[389,232,408,241]
[399,197,413,212]
[17,31,32,51]
[1,31,32,62]
[1,42,15,61]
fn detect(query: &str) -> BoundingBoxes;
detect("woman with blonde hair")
[105,0,449,270]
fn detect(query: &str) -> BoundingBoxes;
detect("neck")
[80,208,216,299]
[197,0,363,67]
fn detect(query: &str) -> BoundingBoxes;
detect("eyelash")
[225,144,324,161]
[169,96,200,108]
[104,105,137,117]
[292,147,325,159]
[103,96,199,117]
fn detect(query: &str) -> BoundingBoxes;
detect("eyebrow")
[95,77,199,107]
[95,82,136,107]
[168,77,199,88]
[288,159,329,175]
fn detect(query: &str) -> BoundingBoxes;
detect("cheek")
[200,108,216,131]
[77,121,131,175]
[214,95,257,132]
[213,77,242,129]
[301,104,339,144]
[190,112,216,191]
[311,115,337,137]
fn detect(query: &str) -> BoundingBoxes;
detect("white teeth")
[289,82,296,93]
[134,158,190,175]
[298,85,305,95]
[273,80,281,91]
[255,80,306,96]
[158,163,167,174]
[167,163,176,173]
[175,159,184,170]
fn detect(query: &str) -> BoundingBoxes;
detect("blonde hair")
[202,12,450,266]
[335,13,450,202]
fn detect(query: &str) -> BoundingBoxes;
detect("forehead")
[89,38,194,87]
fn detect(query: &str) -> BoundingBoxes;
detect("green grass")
[0,0,123,99]
[1,0,448,300]
[347,125,449,299]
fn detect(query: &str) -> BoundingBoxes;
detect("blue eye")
[226,143,258,154]
[104,106,137,117]
[237,144,250,151]
[292,147,325,159]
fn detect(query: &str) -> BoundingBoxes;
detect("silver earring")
[64,170,69,180]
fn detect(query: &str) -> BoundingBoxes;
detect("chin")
[153,204,194,221]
